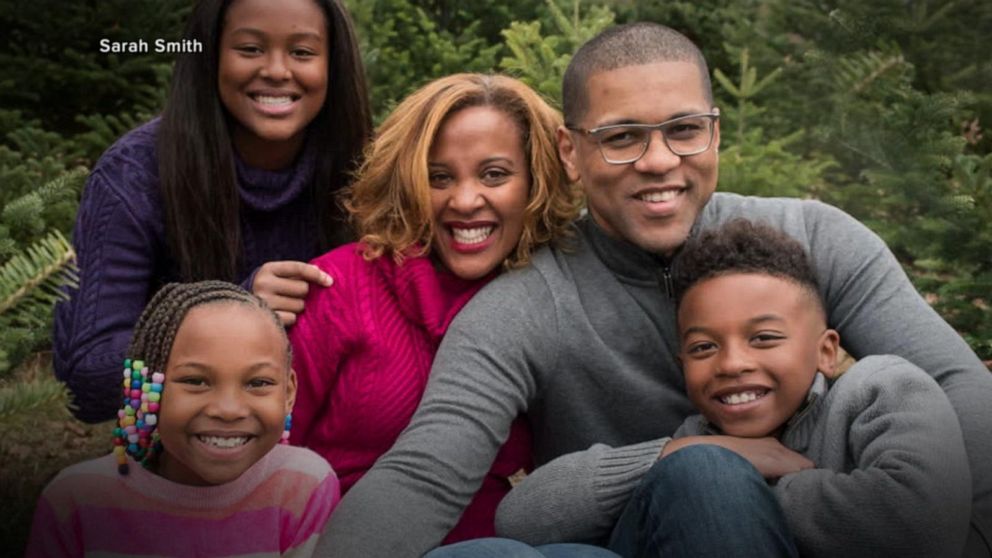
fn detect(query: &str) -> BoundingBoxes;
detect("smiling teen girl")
[288,74,582,543]
[28,282,339,558]
[54,0,371,423]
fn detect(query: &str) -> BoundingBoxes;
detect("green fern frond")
[0,230,78,329]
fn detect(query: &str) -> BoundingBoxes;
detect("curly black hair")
[673,219,823,312]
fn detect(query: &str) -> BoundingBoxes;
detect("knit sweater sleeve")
[774,355,972,558]
[287,248,359,448]
[494,439,666,545]
[801,200,992,546]
[52,161,161,423]
[280,450,341,558]
[315,267,552,557]
[494,416,720,545]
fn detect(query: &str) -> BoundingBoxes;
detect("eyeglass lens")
[594,115,714,163]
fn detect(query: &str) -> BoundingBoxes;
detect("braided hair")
[113,281,290,474]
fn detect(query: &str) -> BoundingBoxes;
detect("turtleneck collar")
[578,215,702,287]
[234,133,317,212]
[373,250,491,344]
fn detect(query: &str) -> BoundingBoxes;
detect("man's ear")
[557,125,582,183]
[816,329,841,378]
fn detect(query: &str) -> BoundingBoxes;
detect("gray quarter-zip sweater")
[318,193,992,557]
[497,356,973,558]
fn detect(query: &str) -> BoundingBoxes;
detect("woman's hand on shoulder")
[252,261,333,326]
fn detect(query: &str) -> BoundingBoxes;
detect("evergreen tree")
[499,0,614,104]
[345,0,504,121]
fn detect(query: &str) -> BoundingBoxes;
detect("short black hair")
[674,219,824,314]
[562,22,712,126]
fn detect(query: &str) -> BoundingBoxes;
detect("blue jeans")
[426,445,795,558]
[424,538,621,557]
[608,444,798,558]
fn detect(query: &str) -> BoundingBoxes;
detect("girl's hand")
[661,435,814,479]
[252,261,333,326]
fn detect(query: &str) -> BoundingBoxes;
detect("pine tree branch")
[0,374,68,419]
[0,230,77,321]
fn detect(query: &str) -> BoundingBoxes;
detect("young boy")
[667,218,972,557]
[496,219,974,558]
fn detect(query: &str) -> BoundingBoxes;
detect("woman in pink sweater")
[288,73,581,543]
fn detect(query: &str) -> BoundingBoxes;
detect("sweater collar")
[374,251,491,343]
[121,443,285,508]
[234,134,317,212]
[779,372,829,453]
[579,216,662,284]
[578,214,702,286]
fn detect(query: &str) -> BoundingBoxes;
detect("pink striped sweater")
[289,243,532,543]
[26,444,338,557]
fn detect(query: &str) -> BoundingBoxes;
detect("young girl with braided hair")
[28,281,339,558]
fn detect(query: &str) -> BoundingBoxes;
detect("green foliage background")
[0,0,989,397]
[0,0,989,550]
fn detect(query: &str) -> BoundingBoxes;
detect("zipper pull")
[660,268,674,299]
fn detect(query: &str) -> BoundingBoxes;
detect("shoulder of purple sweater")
[87,117,162,199]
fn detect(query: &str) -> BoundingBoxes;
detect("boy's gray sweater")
[319,193,992,557]
[497,356,973,558]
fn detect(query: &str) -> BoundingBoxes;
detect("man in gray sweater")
[319,23,992,557]
[496,219,973,558]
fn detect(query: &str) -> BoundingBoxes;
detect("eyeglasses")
[567,111,720,165]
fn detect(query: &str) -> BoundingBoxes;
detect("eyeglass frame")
[566,110,720,165]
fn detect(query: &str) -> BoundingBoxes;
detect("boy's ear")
[285,368,298,414]
[816,329,841,377]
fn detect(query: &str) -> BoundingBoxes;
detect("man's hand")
[251,261,333,326]
[661,435,814,480]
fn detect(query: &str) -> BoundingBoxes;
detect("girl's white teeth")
[198,435,249,448]
[452,226,494,244]
[720,390,766,405]
[640,190,679,203]
[255,95,293,106]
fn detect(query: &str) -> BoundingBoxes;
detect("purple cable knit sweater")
[53,118,323,423]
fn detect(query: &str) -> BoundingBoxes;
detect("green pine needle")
[0,230,78,328]
[0,374,68,418]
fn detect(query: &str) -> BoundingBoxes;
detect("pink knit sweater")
[289,243,531,543]
[27,445,338,557]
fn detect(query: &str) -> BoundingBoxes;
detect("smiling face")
[678,273,838,438]
[155,303,296,486]
[559,61,719,257]
[429,105,531,280]
[218,0,328,169]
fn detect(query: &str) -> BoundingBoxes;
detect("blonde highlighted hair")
[344,73,582,269]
